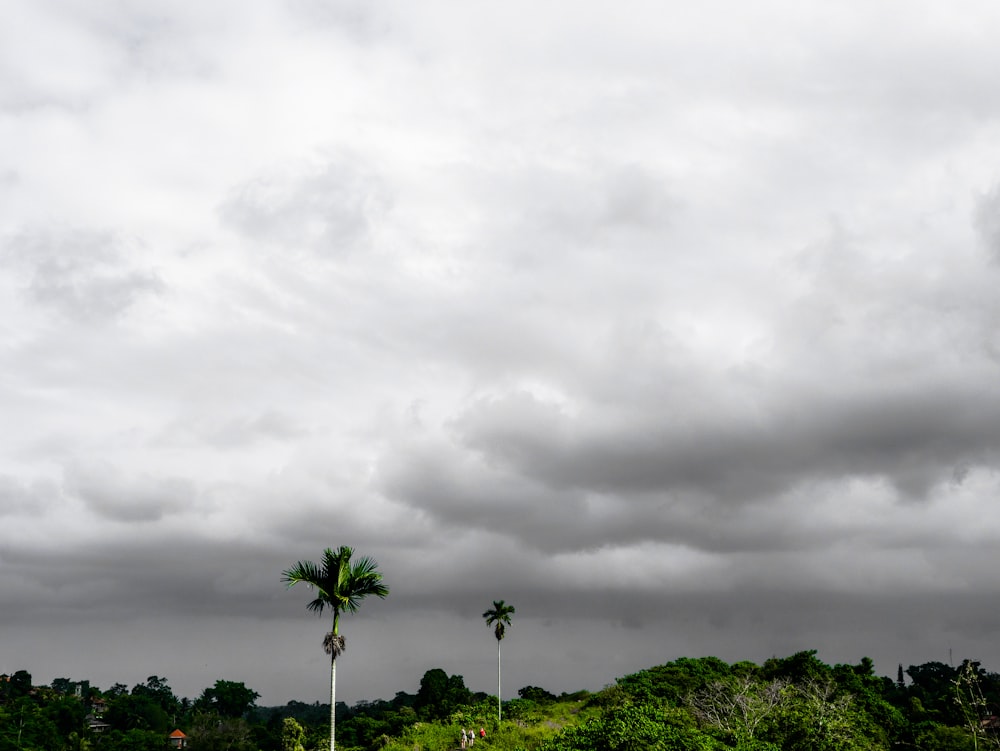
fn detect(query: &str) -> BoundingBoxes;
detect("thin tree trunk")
[497,639,502,724]
[330,654,337,751]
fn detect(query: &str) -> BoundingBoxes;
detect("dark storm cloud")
[65,462,195,522]
[451,384,1000,503]
[0,534,293,624]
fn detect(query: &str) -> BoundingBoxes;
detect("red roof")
[169,729,188,738]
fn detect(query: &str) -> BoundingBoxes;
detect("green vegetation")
[6,653,1000,751]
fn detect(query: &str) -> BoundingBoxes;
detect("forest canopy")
[3,652,999,751]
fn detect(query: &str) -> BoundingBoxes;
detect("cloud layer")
[4,0,1000,705]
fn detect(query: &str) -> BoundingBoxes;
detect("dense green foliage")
[6,653,1000,751]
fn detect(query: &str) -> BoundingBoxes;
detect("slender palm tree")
[282,546,389,751]
[482,599,515,723]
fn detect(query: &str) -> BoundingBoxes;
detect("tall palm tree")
[282,546,389,751]
[482,599,515,723]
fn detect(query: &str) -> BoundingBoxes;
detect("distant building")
[86,716,111,734]
[168,729,189,748]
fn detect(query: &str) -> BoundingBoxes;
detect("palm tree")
[282,546,389,751]
[482,599,515,723]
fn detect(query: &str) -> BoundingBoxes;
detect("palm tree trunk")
[330,653,337,751]
[497,639,502,724]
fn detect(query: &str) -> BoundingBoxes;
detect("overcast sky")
[4,0,1000,707]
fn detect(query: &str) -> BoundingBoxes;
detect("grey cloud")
[203,412,307,448]
[0,475,58,517]
[218,155,392,257]
[376,438,587,548]
[371,373,1000,558]
[157,410,308,450]
[0,6,111,113]
[0,2,224,115]
[92,8,221,83]
[2,228,164,322]
[66,463,195,522]
[452,382,1000,502]
[0,534,294,623]
[454,162,675,273]
[527,163,674,237]
[286,0,386,39]
[974,183,1000,263]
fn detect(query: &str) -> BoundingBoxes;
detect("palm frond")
[306,597,328,615]
[483,599,515,641]
[281,559,323,587]
[285,546,388,621]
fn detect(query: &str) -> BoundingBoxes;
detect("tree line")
[538,652,1000,751]
[5,652,1000,751]
[0,665,558,751]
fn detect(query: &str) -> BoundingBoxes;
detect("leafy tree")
[44,693,87,738]
[540,702,721,751]
[912,723,977,751]
[51,677,79,696]
[687,676,786,745]
[519,686,557,704]
[0,697,60,751]
[774,679,870,751]
[618,657,732,704]
[830,659,903,748]
[194,680,260,719]
[415,668,449,721]
[760,650,831,686]
[282,545,389,751]
[95,727,167,751]
[104,692,169,733]
[131,675,180,719]
[952,660,1000,751]
[483,599,515,723]
[186,712,257,751]
[65,729,91,751]
[415,668,473,721]
[106,683,129,698]
[282,717,307,751]
[4,670,33,700]
[906,661,959,715]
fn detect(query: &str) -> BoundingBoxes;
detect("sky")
[4,0,1000,708]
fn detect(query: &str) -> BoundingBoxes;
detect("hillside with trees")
[4,652,1000,750]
